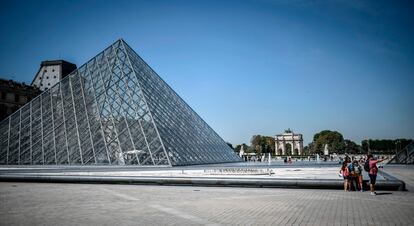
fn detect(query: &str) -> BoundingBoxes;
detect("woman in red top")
[367,154,388,196]
[340,161,350,191]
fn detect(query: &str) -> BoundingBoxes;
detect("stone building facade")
[0,79,41,121]
[1,60,76,121]
[31,60,77,91]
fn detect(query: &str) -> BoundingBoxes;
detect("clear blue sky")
[1,0,413,145]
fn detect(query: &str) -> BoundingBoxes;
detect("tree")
[361,139,413,154]
[226,142,234,150]
[303,144,313,155]
[344,139,361,154]
[251,135,263,154]
[235,143,251,153]
[264,136,276,154]
[312,130,345,154]
[245,144,256,153]
[250,135,275,154]
[361,140,369,153]
[285,143,292,156]
[235,144,242,153]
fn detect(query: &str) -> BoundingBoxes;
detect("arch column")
[299,142,303,155]
[294,142,299,155]
[275,139,279,156]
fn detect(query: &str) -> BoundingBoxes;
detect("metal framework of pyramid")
[0,39,241,166]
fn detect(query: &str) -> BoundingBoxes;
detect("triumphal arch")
[275,129,303,156]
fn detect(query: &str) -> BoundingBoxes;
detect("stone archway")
[275,129,304,156]
[277,149,283,155]
[285,143,292,156]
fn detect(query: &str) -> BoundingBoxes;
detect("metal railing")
[388,141,414,164]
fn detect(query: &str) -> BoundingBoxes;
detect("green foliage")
[250,135,275,154]
[361,139,413,154]
[344,139,361,154]
[303,143,312,155]
[234,132,413,156]
[285,143,292,155]
[361,140,369,152]
[312,130,345,154]
[234,144,242,152]
[235,143,251,153]
[226,142,234,150]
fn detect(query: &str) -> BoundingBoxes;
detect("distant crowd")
[339,154,388,196]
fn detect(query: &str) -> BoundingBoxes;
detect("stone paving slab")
[0,182,413,226]
[382,165,414,192]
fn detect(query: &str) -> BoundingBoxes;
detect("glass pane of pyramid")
[0,39,241,166]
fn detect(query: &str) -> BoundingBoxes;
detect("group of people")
[340,154,387,196]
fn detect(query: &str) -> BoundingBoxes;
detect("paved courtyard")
[382,165,414,191]
[1,182,413,226]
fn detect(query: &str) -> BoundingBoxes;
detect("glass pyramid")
[0,39,241,166]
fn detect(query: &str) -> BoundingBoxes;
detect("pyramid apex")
[117,38,126,44]
[116,38,131,47]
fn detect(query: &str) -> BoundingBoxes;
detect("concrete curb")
[0,174,405,191]
[378,170,406,191]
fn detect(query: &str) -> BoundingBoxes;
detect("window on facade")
[46,76,49,79]
[52,69,55,72]
[1,92,6,99]
[54,76,56,78]
[15,94,20,102]
[48,83,50,86]
[44,69,47,73]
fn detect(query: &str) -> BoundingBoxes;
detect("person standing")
[353,160,363,191]
[340,161,350,191]
[367,154,388,195]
